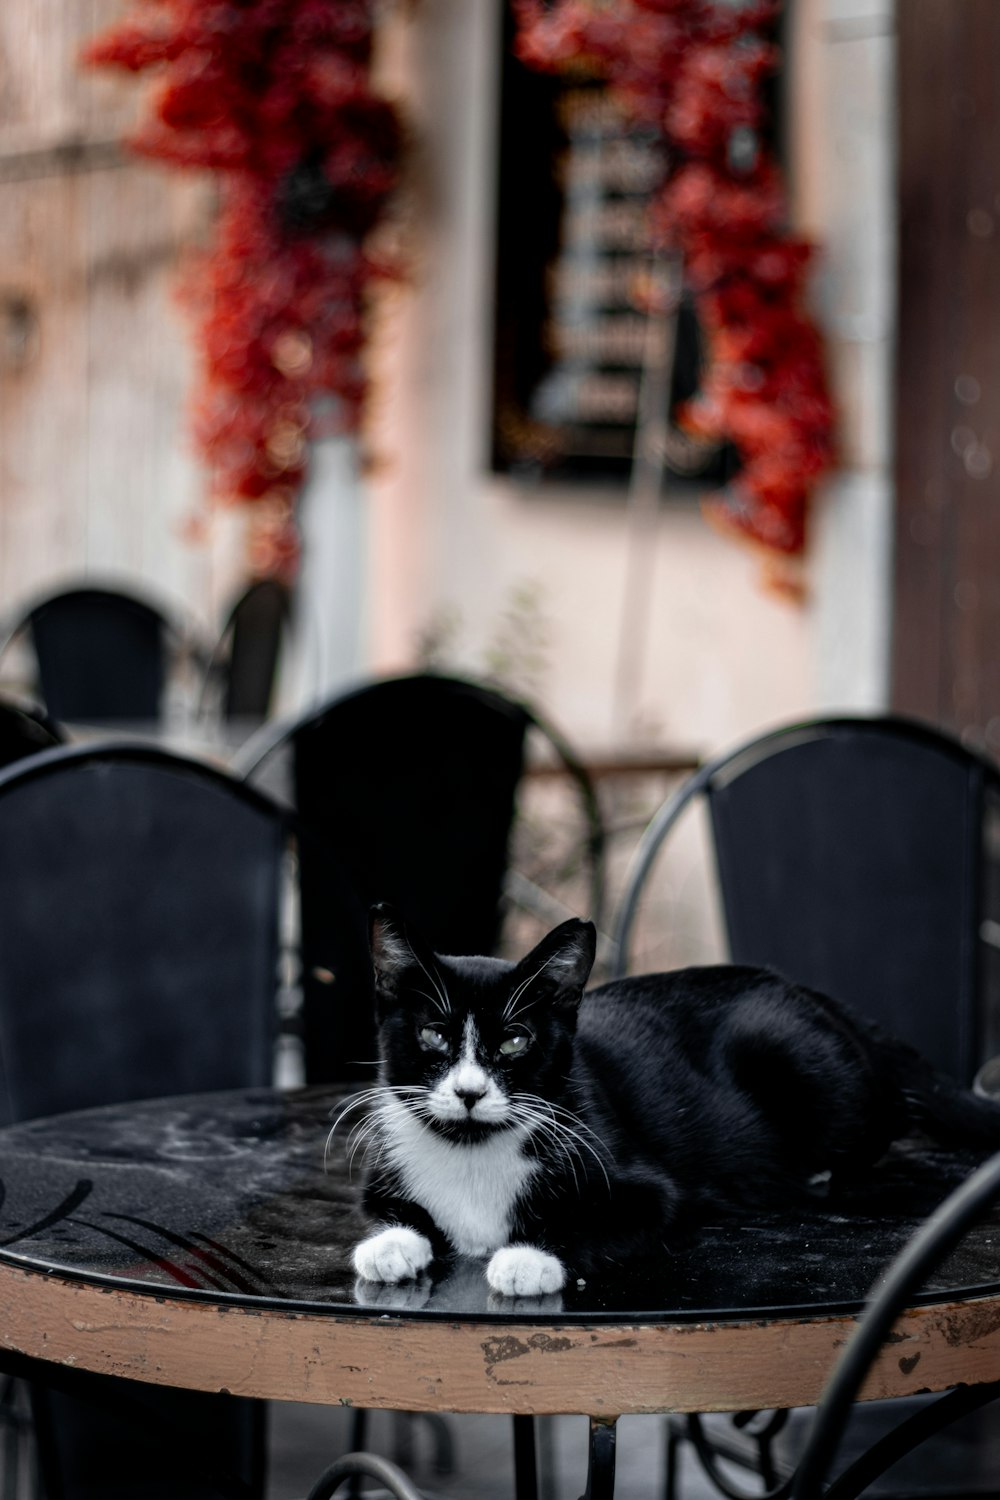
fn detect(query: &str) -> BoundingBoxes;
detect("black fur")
[357,906,1000,1283]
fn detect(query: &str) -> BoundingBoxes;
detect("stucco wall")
[358,0,894,760]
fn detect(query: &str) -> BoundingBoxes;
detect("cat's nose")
[454,1085,487,1111]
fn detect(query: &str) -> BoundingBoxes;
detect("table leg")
[580,1415,618,1500]
[513,1414,539,1500]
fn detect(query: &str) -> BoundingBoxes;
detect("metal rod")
[611,253,682,739]
[305,1451,425,1500]
[791,1149,1000,1499]
[581,1415,618,1500]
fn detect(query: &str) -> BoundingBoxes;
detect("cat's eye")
[499,1030,531,1057]
[418,1024,449,1053]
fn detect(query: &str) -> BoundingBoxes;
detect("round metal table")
[0,1086,998,1493]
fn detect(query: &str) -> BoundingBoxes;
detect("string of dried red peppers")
[83,0,402,576]
[515,0,835,591]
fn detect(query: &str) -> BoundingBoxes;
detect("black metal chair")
[199,577,292,725]
[614,714,1000,1083]
[787,1149,1000,1500]
[0,741,365,1500]
[612,714,1000,1500]
[237,672,604,1499]
[0,581,208,724]
[237,671,605,1086]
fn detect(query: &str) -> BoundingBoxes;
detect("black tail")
[878,1033,1000,1148]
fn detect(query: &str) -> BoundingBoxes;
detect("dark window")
[490,2,779,491]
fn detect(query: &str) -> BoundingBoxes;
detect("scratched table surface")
[0,1084,996,1322]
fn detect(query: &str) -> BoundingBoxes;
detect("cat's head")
[369,904,596,1141]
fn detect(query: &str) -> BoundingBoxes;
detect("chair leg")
[663,1417,684,1500]
[390,1412,456,1477]
[305,1452,424,1500]
[391,1411,415,1472]
[757,1429,779,1492]
[420,1413,455,1476]
[580,1416,617,1500]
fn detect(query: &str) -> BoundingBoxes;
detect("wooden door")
[891,0,1000,748]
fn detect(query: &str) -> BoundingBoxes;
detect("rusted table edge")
[2,1262,999,1416]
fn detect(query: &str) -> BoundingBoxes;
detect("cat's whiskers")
[545,1104,613,1187]
[407,944,452,1016]
[413,986,449,1015]
[512,1104,584,1192]
[502,953,562,1023]
[346,1116,385,1174]
[503,966,551,1026]
[510,1093,612,1193]
[543,1098,610,1148]
[346,1092,438,1178]
[325,1085,429,1172]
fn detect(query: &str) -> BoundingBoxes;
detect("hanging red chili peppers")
[83,0,403,577]
[515,0,835,593]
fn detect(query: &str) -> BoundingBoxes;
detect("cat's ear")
[369,904,434,1010]
[515,918,596,1010]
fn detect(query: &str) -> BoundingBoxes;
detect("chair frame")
[0,578,211,724]
[0,739,300,1500]
[0,734,369,1085]
[236,670,607,935]
[197,576,293,725]
[238,672,604,1498]
[613,714,1000,1500]
[614,712,1000,978]
[794,1149,1000,1500]
[0,736,286,817]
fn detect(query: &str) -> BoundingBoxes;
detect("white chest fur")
[377,1097,537,1256]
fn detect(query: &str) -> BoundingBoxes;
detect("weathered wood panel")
[892,0,1000,745]
[1,1262,999,1415]
[0,1,246,640]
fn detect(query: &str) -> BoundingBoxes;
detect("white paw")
[353,1226,433,1283]
[486,1244,566,1297]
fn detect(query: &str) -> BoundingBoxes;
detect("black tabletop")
[0,1085,996,1324]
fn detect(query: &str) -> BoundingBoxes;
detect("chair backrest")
[0,742,368,1500]
[209,577,291,723]
[0,582,208,724]
[238,672,604,1082]
[0,743,289,1123]
[0,697,64,770]
[614,716,1000,1086]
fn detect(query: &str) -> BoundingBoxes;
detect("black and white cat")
[349,905,1000,1299]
